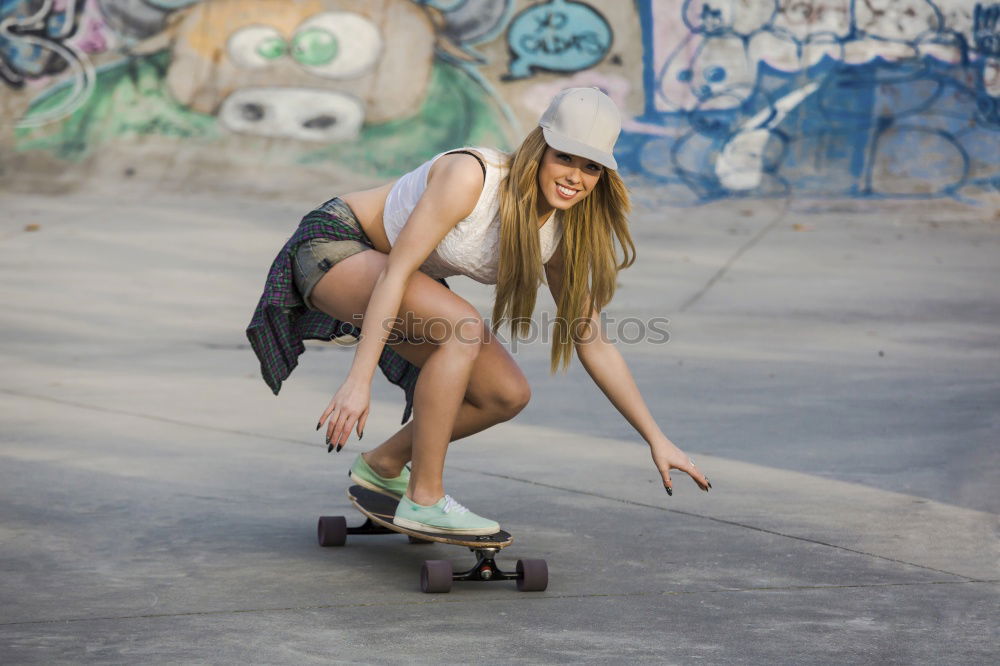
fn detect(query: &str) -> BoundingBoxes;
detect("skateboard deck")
[347,485,513,548]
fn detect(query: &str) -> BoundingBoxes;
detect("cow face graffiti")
[161,0,436,142]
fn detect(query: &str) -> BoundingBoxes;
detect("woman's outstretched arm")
[573,313,709,493]
[544,249,710,495]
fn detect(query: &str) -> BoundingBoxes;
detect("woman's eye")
[587,164,602,172]
[556,153,571,161]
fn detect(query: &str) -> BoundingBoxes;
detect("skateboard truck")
[455,548,511,582]
[417,551,547,593]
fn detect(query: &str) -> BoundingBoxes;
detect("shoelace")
[441,495,470,515]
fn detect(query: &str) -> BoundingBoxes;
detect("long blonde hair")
[491,127,636,373]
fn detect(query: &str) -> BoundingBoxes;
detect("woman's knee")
[488,376,531,421]
[417,309,485,359]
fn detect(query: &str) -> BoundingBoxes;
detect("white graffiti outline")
[715,81,820,189]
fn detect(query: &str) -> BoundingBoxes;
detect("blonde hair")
[491,127,636,373]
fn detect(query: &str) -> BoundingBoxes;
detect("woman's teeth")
[556,184,577,198]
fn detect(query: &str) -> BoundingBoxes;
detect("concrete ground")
[0,186,997,664]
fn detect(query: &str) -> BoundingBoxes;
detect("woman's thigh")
[309,250,529,411]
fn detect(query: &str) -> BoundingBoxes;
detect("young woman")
[247,88,710,535]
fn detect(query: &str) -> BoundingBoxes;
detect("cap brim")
[542,127,618,171]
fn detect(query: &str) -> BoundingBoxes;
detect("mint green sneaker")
[393,494,500,536]
[350,454,410,499]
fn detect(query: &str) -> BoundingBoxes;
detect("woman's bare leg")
[403,333,479,504]
[309,249,529,506]
[361,331,529,480]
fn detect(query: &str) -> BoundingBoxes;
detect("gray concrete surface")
[1,187,997,664]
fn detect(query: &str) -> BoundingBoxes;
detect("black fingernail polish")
[327,442,333,453]
[336,444,343,453]
[316,422,322,431]
[707,478,712,489]
[359,432,363,440]
[664,485,672,496]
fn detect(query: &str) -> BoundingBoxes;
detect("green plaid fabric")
[245,198,448,425]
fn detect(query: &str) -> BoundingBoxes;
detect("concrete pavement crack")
[0,388,983,583]
[677,199,790,313]
[1,579,995,628]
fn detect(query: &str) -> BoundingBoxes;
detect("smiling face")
[536,146,604,216]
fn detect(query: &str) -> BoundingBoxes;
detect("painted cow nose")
[219,87,364,142]
[241,103,266,122]
[303,114,337,130]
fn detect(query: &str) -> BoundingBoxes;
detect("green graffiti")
[15,52,217,160]
[291,28,338,67]
[301,63,510,177]
[257,36,288,61]
[14,54,508,176]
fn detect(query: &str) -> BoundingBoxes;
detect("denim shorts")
[292,199,372,311]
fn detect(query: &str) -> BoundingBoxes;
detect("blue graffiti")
[974,3,1000,56]
[504,0,612,80]
[0,0,86,88]
[425,0,513,47]
[696,4,724,34]
[622,0,1000,204]
[96,1,201,41]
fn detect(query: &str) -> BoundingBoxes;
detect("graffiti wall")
[619,0,1000,202]
[1,0,997,203]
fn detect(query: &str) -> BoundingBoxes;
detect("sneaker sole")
[350,471,404,500]
[392,515,499,536]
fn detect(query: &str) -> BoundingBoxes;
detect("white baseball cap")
[538,87,621,170]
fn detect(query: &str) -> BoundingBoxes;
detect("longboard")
[317,485,547,593]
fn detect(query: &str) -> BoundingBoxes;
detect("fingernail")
[359,432,363,440]
[664,485,672,496]
[316,421,322,431]
[327,441,333,453]
[707,478,712,489]
[336,444,343,453]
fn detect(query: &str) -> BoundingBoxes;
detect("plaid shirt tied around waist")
[245,198,448,425]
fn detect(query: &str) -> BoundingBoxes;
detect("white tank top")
[382,146,563,284]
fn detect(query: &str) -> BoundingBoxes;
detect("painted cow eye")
[228,25,287,68]
[291,27,338,67]
[257,37,286,60]
[291,12,382,79]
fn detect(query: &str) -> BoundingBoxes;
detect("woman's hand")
[317,375,371,452]
[649,435,711,496]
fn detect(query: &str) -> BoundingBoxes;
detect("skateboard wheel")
[516,559,548,592]
[420,560,453,593]
[317,516,347,547]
